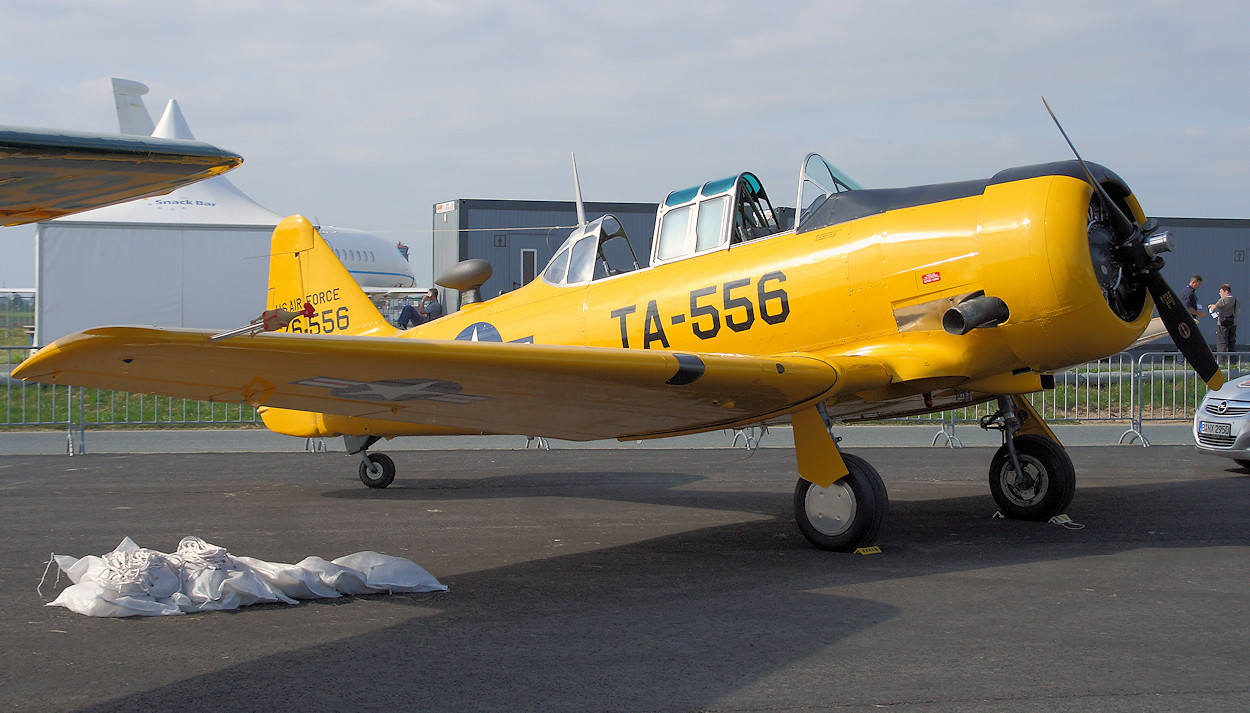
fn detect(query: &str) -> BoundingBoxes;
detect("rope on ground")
[37,554,60,602]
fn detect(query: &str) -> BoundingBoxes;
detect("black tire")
[988,434,1075,520]
[794,453,888,551]
[358,452,396,489]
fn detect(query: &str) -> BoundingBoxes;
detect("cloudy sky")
[3,0,1249,287]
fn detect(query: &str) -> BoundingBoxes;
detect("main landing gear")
[790,404,889,552]
[794,453,887,551]
[791,395,1075,552]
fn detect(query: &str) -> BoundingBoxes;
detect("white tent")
[35,98,282,345]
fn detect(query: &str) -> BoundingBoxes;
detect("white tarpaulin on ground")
[44,536,447,617]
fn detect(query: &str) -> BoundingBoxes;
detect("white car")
[1194,377,1250,468]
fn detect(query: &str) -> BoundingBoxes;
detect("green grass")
[4,319,250,427]
[2,324,34,365]
[2,382,260,428]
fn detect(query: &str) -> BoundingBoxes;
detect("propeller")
[1042,98,1224,390]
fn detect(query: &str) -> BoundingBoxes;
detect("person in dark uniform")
[1180,275,1203,319]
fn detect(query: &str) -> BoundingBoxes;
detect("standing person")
[1209,284,1240,352]
[1180,275,1203,319]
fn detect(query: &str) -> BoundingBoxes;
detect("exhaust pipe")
[942,293,1009,335]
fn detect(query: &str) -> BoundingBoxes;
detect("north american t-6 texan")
[7,104,1223,552]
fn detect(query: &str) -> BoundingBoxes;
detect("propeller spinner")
[1043,98,1224,390]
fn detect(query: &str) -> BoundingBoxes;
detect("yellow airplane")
[12,110,1223,552]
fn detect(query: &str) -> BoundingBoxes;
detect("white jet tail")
[111,78,156,136]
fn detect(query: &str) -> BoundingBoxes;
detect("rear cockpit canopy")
[541,214,641,286]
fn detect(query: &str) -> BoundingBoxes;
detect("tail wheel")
[358,453,396,489]
[794,453,888,551]
[988,434,1074,520]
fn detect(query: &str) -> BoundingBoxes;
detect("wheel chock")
[1048,514,1085,530]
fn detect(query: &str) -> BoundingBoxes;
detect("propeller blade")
[1142,271,1225,390]
[1041,99,1223,389]
[1042,97,1137,241]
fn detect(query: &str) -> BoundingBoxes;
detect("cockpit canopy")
[537,153,861,282]
[796,152,861,224]
[541,214,641,286]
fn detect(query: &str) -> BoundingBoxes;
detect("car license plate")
[1199,421,1232,436]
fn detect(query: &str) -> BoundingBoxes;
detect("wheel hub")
[803,480,857,537]
[1001,457,1048,506]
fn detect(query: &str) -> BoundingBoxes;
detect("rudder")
[267,215,397,337]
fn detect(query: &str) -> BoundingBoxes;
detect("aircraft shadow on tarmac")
[71,451,1250,712]
[316,448,1250,556]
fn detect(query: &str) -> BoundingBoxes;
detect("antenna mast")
[571,152,587,227]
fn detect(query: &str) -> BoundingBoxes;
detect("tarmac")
[0,421,1198,455]
[1,427,1247,712]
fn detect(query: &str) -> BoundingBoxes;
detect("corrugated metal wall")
[1157,217,1250,348]
[431,199,657,310]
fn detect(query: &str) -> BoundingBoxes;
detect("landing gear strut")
[981,396,1075,520]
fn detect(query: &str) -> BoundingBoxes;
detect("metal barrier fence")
[5,344,1243,451]
[885,351,1246,445]
[3,345,261,453]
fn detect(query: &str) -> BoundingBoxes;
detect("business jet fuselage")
[320,226,416,289]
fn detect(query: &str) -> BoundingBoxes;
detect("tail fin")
[267,215,398,337]
[111,78,156,136]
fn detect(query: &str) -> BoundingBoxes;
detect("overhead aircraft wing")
[1129,316,1170,349]
[12,327,892,440]
[0,125,242,225]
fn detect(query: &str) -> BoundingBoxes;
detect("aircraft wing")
[1129,316,1170,349]
[0,125,242,225]
[12,327,891,440]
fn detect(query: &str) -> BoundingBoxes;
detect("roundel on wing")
[455,322,502,342]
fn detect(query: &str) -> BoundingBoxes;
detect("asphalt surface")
[1,445,1247,712]
[0,421,1196,455]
